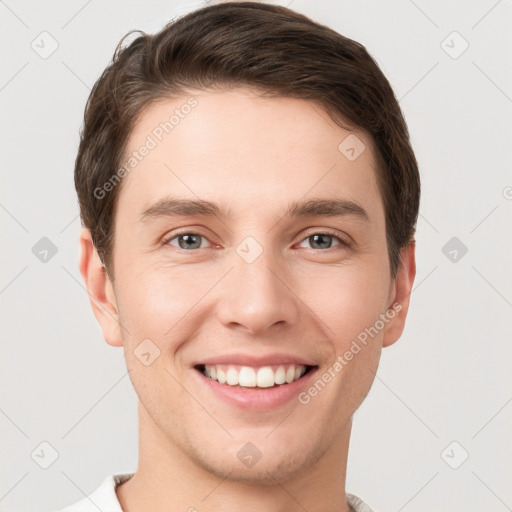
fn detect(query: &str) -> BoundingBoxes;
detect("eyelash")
[161,229,350,252]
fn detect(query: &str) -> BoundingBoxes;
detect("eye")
[297,231,348,250]
[161,230,349,252]
[165,232,210,250]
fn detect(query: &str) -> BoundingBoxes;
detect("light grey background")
[1,1,511,511]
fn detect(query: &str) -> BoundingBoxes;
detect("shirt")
[56,473,377,512]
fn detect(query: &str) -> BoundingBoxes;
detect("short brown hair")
[74,1,420,279]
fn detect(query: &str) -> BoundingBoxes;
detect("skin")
[79,87,416,512]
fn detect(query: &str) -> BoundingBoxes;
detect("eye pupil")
[179,234,202,250]
[310,234,333,249]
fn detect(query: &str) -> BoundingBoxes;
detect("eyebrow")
[139,196,369,223]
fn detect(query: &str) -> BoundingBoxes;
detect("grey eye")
[169,233,206,250]
[299,233,342,250]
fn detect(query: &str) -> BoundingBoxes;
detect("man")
[59,2,419,511]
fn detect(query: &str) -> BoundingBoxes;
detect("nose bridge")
[217,234,298,334]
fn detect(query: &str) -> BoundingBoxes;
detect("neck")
[116,402,353,512]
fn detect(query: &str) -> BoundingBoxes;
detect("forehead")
[117,87,383,224]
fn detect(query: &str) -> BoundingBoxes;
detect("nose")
[216,242,299,335]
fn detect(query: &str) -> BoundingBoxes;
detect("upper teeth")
[203,364,307,388]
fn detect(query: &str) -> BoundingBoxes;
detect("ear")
[382,241,416,348]
[79,228,123,347]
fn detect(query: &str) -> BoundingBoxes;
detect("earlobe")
[79,228,123,347]
[382,241,417,348]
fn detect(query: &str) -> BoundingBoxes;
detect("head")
[77,1,419,484]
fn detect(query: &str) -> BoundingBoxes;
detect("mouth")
[194,363,317,389]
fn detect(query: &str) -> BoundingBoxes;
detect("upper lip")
[193,353,317,367]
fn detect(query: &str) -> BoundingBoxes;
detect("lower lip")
[193,367,318,411]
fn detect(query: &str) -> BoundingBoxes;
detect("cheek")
[297,260,390,408]
[116,261,211,338]
[295,259,391,345]
[116,268,197,413]
[117,254,391,343]
[299,266,389,416]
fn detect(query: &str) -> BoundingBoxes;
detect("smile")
[193,363,318,410]
[195,363,315,388]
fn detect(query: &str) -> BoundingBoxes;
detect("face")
[81,87,415,484]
